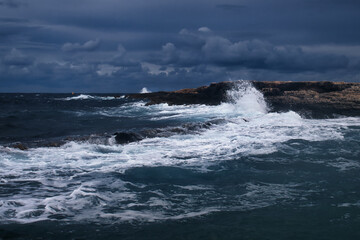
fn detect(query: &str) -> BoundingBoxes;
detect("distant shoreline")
[127,81,360,118]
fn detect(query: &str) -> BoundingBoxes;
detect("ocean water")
[0,81,360,239]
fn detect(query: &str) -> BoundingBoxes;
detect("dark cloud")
[0,17,27,23]
[304,0,360,7]
[156,29,350,72]
[0,0,23,8]
[62,39,101,52]
[216,4,247,11]
[3,48,34,66]
[0,0,359,92]
[0,17,39,40]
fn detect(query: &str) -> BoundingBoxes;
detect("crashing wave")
[140,87,151,94]
[225,80,269,114]
[1,80,360,224]
[60,94,124,101]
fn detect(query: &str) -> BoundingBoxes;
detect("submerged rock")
[127,81,360,118]
[11,143,28,150]
[114,132,143,144]
[114,119,226,144]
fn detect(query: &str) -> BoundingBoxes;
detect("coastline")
[127,81,360,118]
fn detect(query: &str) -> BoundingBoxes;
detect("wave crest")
[225,80,268,114]
[60,94,124,101]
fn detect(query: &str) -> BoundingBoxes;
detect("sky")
[1,0,360,92]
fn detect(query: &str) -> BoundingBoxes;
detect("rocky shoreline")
[127,81,360,118]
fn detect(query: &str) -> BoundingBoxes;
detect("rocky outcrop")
[252,81,360,117]
[114,119,226,144]
[127,81,360,118]
[128,82,235,106]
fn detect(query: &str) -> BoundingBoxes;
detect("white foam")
[1,80,360,223]
[338,201,360,208]
[140,87,151,94]
[59,94,123,101]
[65,81,266,119]
[225,80,268,114]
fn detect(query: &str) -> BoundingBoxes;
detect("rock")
[43,142,63,148]
[114,132,143,144]
[127,81,235,106]
[126,81,360,118]
[114,119,226,144]
[252,81,360,118]
[11,143,28,150]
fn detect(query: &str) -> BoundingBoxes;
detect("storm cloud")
[0,0,23,8]
[0,0,359,92]
[62,39,101,52]
[3,48,34,66]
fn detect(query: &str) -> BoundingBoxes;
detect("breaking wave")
[60,94,124,101]
[140,87,151,93]
[1,80,360,224]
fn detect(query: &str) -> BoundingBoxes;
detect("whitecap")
[140,87,151,94]
[1,80,360,224]
[58,94,123,101]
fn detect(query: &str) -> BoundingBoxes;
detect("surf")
[1,81,360,224]
[60,94,124,101]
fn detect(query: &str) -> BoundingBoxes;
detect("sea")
[0,81,360,239]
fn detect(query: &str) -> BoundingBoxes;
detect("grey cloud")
[160,29,350,72]
[216,4,247,11]
[62,39,101,52]
[304,0,360,7]
[105,44,143,68]
[162,43,177,63]
[3,48,34,66]
[117,44,126,56]
[0,17,27,23]
[1,0,360,92]
[198,27,212,33]
[0,0,23,8]
[0,18,40,40]
[202,37,349,71]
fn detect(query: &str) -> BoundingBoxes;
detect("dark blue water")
[1,84,360,239]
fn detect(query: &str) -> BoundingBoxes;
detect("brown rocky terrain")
[253,81,360,117]
[127,81,360,118]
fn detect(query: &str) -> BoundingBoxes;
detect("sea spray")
[0,90,360,225]
[140,87,151,93]
[60,94,123,101]
[225,80,269,114]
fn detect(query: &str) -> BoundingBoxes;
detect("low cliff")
[127,81,360,118]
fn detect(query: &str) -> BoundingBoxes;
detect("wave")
[1,80,360,224]
[2,111,358,175]
[114,119,228,144]
[0,176,305,223]
[83,81,268,120]
[60,94,125,101]
[140,87,151,93]
[225,80,268,114]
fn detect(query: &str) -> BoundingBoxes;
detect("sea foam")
[1,80,360,223]
[60,94,124,101]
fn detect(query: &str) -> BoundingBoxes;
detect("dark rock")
[127,81,235,106]
[43,142,63,148]
[11,143,28,150]
[114,132,143,144]
[252,81,360,118]
[126,81,360,118]
[114,119,226,144]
